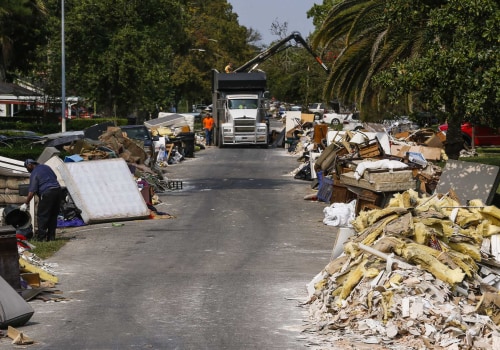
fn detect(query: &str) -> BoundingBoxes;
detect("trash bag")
[294,162,312,181]
[60,189,82,221]
[288,140,299,153]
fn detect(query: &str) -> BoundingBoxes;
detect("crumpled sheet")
[354,159,408,180]
[323,200,357,227]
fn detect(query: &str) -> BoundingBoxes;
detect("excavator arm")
[233,31,330,73]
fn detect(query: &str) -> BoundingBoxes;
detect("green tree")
[66,0,184,116]
[170,0,256,111]
[0,0,48,82]
[39,0,186,119]
[261,38,330,106]
[374,0,499,158]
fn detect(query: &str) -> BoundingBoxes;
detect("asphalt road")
[1,145,337,349]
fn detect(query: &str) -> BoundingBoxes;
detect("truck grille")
[234,119,255,133]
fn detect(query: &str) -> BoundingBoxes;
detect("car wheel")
[314,113,321,120]
[331,118,340,126]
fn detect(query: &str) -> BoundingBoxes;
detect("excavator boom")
[233,31,329,73]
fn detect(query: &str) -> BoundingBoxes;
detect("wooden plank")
[166,143,174,160]
[7,326,34,345]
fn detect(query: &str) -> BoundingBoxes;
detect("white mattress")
[58,158,149,224]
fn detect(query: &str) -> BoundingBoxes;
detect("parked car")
[192,104,207,113]
[343,112,364,131]
[321,112,348,126]
[0,130,44,144]
[308,103,328,118]
[383,116,420,134]
[290,105,302,111]
[438,122,500,147]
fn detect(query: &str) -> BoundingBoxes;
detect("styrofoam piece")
[57,158,149,224]
[45,155,67,188]
[331,227,355,260]
[306,270,327,299]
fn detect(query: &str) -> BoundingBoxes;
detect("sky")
[228,0,321,45]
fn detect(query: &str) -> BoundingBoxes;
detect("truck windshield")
[228,99,258,109]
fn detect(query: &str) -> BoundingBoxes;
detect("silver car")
[308,103,327,118]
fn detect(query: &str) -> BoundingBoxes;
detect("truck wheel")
[331,118,340,126]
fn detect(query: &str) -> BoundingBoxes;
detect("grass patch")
[30,238,70,259]
[474,147,500,153]
[460,148,500,167]
[461,156,500,167]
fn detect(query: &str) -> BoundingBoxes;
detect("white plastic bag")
[323,199,357,227]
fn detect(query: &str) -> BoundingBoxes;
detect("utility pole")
[61,0,66,132]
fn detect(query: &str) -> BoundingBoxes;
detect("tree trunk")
[443,102,463,160]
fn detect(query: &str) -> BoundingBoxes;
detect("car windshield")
[228,99,258,109]
[121,127,150,141]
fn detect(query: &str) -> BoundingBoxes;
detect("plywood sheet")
[435,159,500,205]
[58,158,149,224]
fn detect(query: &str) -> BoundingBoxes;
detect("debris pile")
[303,189,500,349]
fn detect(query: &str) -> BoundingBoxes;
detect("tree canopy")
[1,0,258,119]
[0,0,48,82]
[1,0,498,136]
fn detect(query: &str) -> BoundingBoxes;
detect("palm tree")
[312,0,427,119]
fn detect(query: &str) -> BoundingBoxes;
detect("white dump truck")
[212,71,269,147]
[212,32,329,147]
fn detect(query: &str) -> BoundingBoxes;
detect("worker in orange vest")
[203,113,215,146]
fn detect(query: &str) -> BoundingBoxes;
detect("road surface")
[2,145,337,349]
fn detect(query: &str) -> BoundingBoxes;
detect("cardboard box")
[391,145,442,161]
[20,273,40,287]
[424,132,445,148]
[301,113,315,123]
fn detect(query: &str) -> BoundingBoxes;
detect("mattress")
[58,158,149,224]
[340,171,416,192]
[363,169,414,183]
